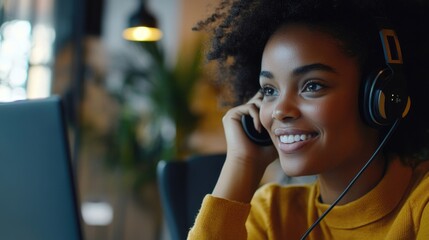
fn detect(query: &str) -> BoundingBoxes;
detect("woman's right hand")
[212,92,278,203]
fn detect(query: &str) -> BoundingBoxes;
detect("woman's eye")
[260,86,277,96]
[302,81,325,93]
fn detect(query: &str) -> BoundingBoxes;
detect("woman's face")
[259,24,380,177]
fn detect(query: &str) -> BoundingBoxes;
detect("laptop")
[0,96,83,240]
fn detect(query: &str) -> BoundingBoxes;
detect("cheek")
[259,104,274,130]
[306,96,362,130]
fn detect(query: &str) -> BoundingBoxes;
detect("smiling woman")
[259,24,378,179]
[188,0,429,239]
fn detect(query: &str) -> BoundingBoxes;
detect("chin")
[279,156,317,177]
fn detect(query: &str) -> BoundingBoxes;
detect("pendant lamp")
[122,0,162,42]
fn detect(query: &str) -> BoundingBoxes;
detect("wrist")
[212,156,266,203]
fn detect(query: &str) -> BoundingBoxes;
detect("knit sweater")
[188,158,429,239]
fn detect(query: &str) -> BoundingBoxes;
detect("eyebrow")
[260,63,337,79]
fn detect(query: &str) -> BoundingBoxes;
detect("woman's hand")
[223,92,277,166]
[212,92,278,203]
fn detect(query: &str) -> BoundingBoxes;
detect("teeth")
[280,134,314,144]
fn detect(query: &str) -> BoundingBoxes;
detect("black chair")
[157,153,226,240]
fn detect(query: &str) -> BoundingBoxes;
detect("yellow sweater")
[188,158,429,239]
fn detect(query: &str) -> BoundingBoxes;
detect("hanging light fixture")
[122,0,162,42]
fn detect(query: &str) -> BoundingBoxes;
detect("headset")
[243,20,411,145]
[361,19,411,127]
[301,20,412,239]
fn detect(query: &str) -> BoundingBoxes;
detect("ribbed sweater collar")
[314,156,412,229]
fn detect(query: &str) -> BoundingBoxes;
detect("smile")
[279,133,317,144]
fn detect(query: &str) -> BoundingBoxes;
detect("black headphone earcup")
[362,68,390,127]
[361,68,410,128]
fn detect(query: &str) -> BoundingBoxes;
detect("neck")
[318,153,387,205]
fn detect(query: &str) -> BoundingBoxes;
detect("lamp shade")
[122,1,162,41]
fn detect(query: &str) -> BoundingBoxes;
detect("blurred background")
[0,0,230,239]
[0,0,297,238]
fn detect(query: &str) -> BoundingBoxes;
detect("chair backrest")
[157,153,226,240]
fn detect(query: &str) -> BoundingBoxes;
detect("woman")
[189,0,429,239]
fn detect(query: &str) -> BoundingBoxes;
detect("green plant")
[107,39,204,193]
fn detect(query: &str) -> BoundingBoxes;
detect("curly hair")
[195,0,429,161]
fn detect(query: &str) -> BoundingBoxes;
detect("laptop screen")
[0,96,83,240]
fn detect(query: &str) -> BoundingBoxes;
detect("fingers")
[246,103,262,132]
[246,91,264,132]
[223,91,265,133]
[247,91,263,106]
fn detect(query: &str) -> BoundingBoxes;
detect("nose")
[271,95,301,121]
